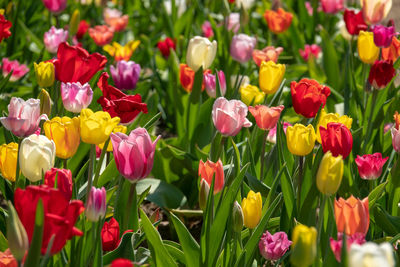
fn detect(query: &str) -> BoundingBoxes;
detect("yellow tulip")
[357,31,380,64]
[241,190,262,229]
[316,151,343,196]
[259,61,285,94]
[80,109,120,145]
[34,61,55,88]
[316,109,352,143]
[103,41,141,61]
[286,124,316,156]
[98,124,127,152]
[44,116,80,159]
[290,224,317,267]
[0,143,18,182]
[239,84,265,106]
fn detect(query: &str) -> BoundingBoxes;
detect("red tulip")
[101,218,120,252]
[343,9,367,36]
[111,258,133,267]
[97,72,148,124]
[355,153,388,180]
[320,122,353,159]
[0,14,12,43]
[368,60,396,90]
[198,159,225,194]
[14,185,84,255]
[76,20,90,40]
[179,64,211,93]
[53,42,107,84]
[44,168,73,200]
[157,37,176,58]
[290,78,331,118]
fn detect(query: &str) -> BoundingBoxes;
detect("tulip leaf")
[368,182,387,208]
[320,28,341,90]
[373,206,400,236]
[97,159,119,187]
[25,199,44,267]
[103,232,135,264]
[163,241,186,264]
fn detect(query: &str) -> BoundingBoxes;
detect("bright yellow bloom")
[44,116,80,159]
[290,224,317,267]
[98,124,127,152]
[286,124,316,156]
[240,84,265,106]
[80,109,120,145]
[241,190,262,229]
[316,151,343,196]
[34,61,55,88]
[316,109,352,143]
[259,61,285,94]
[357,31,380,64]
[103,41,141,61]
[0,143,18,182]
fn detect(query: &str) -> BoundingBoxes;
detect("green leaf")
[163,241,186,264]
[97,160,119,187]
[25,199,44,267]
[320,28,341,90]
[103,232,134,265]
[0,231,8,252]
[368,182,387,208]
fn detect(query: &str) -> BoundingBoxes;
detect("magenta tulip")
[355,153,388,180]
[42,0,67,13]
[1,58,29,82]
[230,34,257,63]
[330,233,365,262]
[85,187,107,222]
[44,26,68,53]
[321,0,344,14]
[61,82,93,113]
[372,25,398,48]
[259,231,292,261]
[202,21,214,38]
[204,71,226,98]
[110,60,141,90]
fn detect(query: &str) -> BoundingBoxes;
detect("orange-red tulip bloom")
[382,36,400,62]
[179,64,210,93]
[263,8,293,34]
[198,159,224,194]
[334,196,369,236]
[249,105,284,131]
[88,25,114,46]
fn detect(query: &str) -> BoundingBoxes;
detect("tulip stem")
[362,90,378,154]
[14,138,22,191]
[93,138,110,187]
[125,182,138,232]
[63,159,67,169]
[297,156,304,208]
[86,144,96,203]
[260,130,268,180]
[316,195,327,267]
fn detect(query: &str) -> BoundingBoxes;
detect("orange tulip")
[248,105,284,131]
[382,36,400,62]
[263,8,293,34]
[198,159,224,194]
[252,46,283,66]
[104,8,128,32]
[88,25,114,46]
[179,64,210,93]
[334,196,369,236]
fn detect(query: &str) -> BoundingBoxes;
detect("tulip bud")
[186,36,217,72]
[34,62,55,88]
[0,142,18,182]
[6,201,28,261]
[232,201,244,233]
[86,187,107,222]
[286,124,316,156]
[259,61,285,94]
[241,190,262,229]
[199,179,210,211]
[38,89,52,117]
[316,151,344,196]
[69,9,80,37]
[290,224,317,267]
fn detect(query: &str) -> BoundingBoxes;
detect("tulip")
[80,109,120,145]
[0,14,11,43]
[111,128,160,181]
[355,153,388,180]
[103,41,140,61]
[101,218,120,251]
[349,242,395,267]
[203,71,226,98]
[286,124,316,156]
[316,151,344,196]
[320,122,353,159]
[235,0,255,10]
[42,0,67,13]
[334,196,369,236]
[86,187,107,222]
[259,61,285,94]
[343,9,368,35]
[225,13,240,33]
[44,168,73,200]
[391,126,400,152]
[291,78,331,118]
[198,179,210,211]
[76,20,90,39]
[202,21,214,38]
[316,109,352,143]
[6,202,28,262]
[382,36,400,61]
[357,31,380,64]
[241,190,262,229]
[372,25,398,48]
[240,84,265,106]
[299,44,321,61]
[104,8,129,32]
[0,97,47,137]
[212,97,252,136]
[43,26,68,53]
[1,58,29,82]
[179,64,195,92]
[34,61,55,88]
[368,60,396,90]
[89,25,114,46]
[230,34,257,63]
[232,201,244,233]
[259,231,292,261]
[249,105,284,131]
[186,36,217,72]
[98,124,127,152]
[157,37,176,58]
[330,233,366,262]
[38,88,52,117]
[164,0,186,16]
[252,46,283,66]
[43,116,80,159]
[111,259,134,267]
[267,122,291,144]
[61,82,93,113]
[263,8,293,34]
[360,0,392,25]
[110,60,141,90]
[198,159,224,194]
[0,249,17,266]
[0,143,18,182]
[290,224,317,267]
[321,0,344,14]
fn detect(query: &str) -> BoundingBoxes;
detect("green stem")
[86,145,96,203]
[297,156,304,209]
[14,138,21,191]
[316,195,327,267]
[362,90,378,153]
[63,159,67,169]
[124,182,138,231]
[260,130,268,181]
[93,138,110,187]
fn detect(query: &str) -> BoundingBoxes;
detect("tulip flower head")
[0,249,17,266]
[382,36,400,61]
[330,233,366,262]
[232,201,244,233]
[259,231,292,261]
[111,259,134,267]
[44,168,73,200]
[1,58,29,82]
[321,0,344,14]
[86,187,107,222]
[43,26,68,53]
[320,122,353,159]
[349,242,395,267]
[264,8,293,34]
[316,151,344,196]
[290,224,317,267]
[157,37,176,58]
[299,44,321,61]
[203,70,226,98]
[103,41,141,61]
[334,196,369,236]
[61,82,93,113]
[357,31,380,64]
[42,0,67,13]
[110,60,141,90]
[202,21,214,38]
[102,218,120,251]
[360,0,392,25]
[235,0,255,10]
[252,46,283,66]
[368,60,396,90]
[98,125,127,152]
[372,25,398,48]
[186,36,217,72]
[230,34,257,63]
[225,13,240,33]
[76,20,90,39]
[316,109,352,143]
[343,9,368,35]
[259,61,285,94]
[103,8,129,32]
[240,84,265,106]
[286,124,316,156]
[89,25,114,46]
[0,14,12,43]
[6,202,29,261]
[249,105,284,131]
[34,61,55,88]
[355,153,388,180]
[0,142,18,182]
[198,159,224,194]
[241,190,262,229]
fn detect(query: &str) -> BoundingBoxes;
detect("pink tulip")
[203,70,226,98]
[321,0,344,14]
[305,1,314,15]
[1,58,29,82]
[299,44,321,61]
[384,123,393,133]
[259,231,292,261]
[248,105,284,131]
[230,34,257,63]
[372,25,398,48]
[85,187,107,222]
[44,26,69,53]
[61,82,93,113]
[252,46,283,66]
[391,127,400,153]
[355,153,388,180]
[212,97,252,136]
[267,122,291,144]
[110,128,160,181]
[202,21,214,38]
[110,60,141,90]
[0,97,48,137]
[225,13,240,33]
[42,0,67,13]
[330,233,365,262]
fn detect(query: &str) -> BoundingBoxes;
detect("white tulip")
[349,242,395,267]
[235,0,255,10]
[186,36,217,72]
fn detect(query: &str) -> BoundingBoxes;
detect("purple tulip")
[372,25,398,48]
[44,26,68,53]
[259,231,292,261]
[110,60,141,90]
[204,70,226,98]
[85,187,106,222]
[230,34,257,63]
[61,82,93,113]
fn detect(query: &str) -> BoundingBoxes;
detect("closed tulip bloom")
[76,20,90,40]
[110,60,141,90]
[80,109,120,145]
[198,159,224,194]
[157,37,176,58]
[103,8,129,32]
[391,127,400,152]
[240,84,265,106]
[330,233,366,262]
[320,122,353,159]
[230,34,257,63]
[34,61,55,88]
[101,218,120,251]
[252,46,283,66]
[368,60,396,90]
[1,58,29,82]
[203,71,226,98]
[382,36,400,61]
[110,128,160,181]
[259,231,292,261]
[198,179,210,211]
[0,97,48,137]
[321,0,344,14]
[334,196,369,236]
[355,153,388,180]
[259,61,285,94]
[42,0,67,13]
[111,259,134,267]
[0,143,18,182]
[343,9,368,35]
[299,44,321,61]
[350,242,394,267]
[44,168,73,200]
[286,124,316,156]
[316,151,344,196]
[89,25,114,46]
[232,201,244,233]
[103,41,140,61]
[179,64,195,92]
[61,82,93,113]
[6,202,28,261]
[98,125,127,152]
[38,88,53,116]
[316,109,352,143]
[264,8,293,34]
[360,0,392,25]
[212,97,252,136]
[19,134,55,182]
[290,224,317,267]
[186,36,217,72]
[291,78,331,118]
[241,190,262,229]
[357,31,380,64]
[86,187,107,222]
[235,0,255,10]
[372,25,398,48]
[249,105,284,131]
[43,26,68,53]
[43,116,80,159]
[202,21,214,38]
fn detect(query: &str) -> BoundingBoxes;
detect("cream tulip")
[186,36,217,72]
[349,242,394,267]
